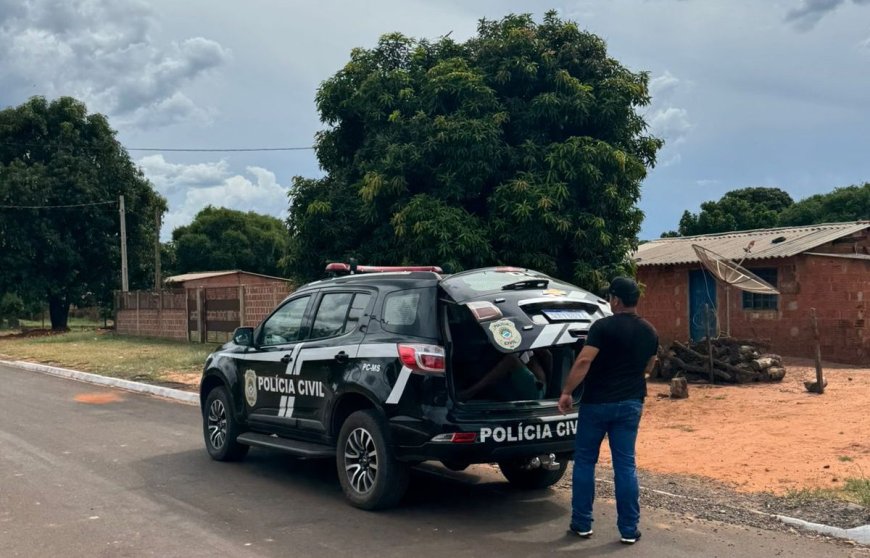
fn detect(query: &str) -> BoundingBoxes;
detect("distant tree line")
[661,184,870,237]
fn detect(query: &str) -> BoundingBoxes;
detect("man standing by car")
[557,276,658,545]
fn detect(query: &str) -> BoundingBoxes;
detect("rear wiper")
[501,279,549,290]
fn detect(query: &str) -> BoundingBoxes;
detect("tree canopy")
[0,96,165,329]
[664,187,795,237]
[285,12,662,290]
[169,206,289,277]
[778,183,869,226]
[661,183,869,237]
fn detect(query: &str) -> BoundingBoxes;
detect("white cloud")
[649,71,681,99]
[649,107,693,145]
[138,156,289,239]
[0,0,229,128]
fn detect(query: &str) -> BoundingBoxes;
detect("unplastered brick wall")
[115,308,187,340]
[636,265,690,347]
[637,254,868,365]
[724,255,867,365]
[243,283,293,326]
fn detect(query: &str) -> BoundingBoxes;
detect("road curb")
[598,478,870,547]
[777,515,870,546]
[0,359,199,406]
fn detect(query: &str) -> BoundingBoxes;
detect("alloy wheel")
[207,398,228,450]
[343,427,378,494]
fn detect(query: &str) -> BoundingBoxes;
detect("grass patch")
[838,456,854,462]
[843,478,870,507]
[17,317,113,329]
[0,330,215,385]
[784,477,870,507]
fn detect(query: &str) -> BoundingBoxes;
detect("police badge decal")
[488,319,522,350]
[244,369,258,407]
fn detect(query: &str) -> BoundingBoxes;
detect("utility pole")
[154,208,162,291]
[119,195,129,292]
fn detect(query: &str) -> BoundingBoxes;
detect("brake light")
[431,432,478,443]
[398,344,445,373]
[466,301,502,322]
[495,266,524,272]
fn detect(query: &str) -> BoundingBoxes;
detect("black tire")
[337,409,409,510]
[498,458,568,489]
[203,386,249,462]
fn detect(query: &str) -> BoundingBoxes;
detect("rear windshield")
[380,287,439,339]
[440,269,551,302]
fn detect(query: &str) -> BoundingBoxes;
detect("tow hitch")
[523,453,561,471]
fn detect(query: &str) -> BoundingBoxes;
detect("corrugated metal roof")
[634,222,870,267]
[165,270,240,283]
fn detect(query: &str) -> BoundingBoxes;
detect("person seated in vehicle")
[458,349,552,402]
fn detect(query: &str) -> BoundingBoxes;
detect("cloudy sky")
[2,0,868,240]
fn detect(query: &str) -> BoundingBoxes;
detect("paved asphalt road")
[1,363,866,558]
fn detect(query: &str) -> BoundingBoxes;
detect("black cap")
[609,276,640,302]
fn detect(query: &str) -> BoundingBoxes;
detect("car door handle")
[334,351,349,363]
[281,354,293,364]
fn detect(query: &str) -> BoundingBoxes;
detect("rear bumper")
[389,414,578,464]
[393,439,574,463]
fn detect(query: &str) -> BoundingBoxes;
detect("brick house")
[634,222,869,365]
[164,270,288,290]
[115,270,293,342]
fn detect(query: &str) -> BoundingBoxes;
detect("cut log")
[674,341,750,378]
[805,378,828,393]
[670,355,732,382]
[767,366,786,381]
[670,377,689,399]
[751,357,778,371]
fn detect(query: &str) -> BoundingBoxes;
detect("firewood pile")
[655,337,786,384]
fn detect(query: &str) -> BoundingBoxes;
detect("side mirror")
[232,327,255,347]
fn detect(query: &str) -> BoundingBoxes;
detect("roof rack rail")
[325,261,443,275]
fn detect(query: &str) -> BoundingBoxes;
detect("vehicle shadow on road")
[133,449,616,545]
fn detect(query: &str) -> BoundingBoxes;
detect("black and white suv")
[199,265,610,509]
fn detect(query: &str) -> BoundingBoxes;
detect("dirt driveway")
[165,355,870,495]
[623,357,870,494]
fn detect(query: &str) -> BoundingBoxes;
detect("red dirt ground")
[612,357,870,494]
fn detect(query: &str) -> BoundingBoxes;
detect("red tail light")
[398,344,445,373]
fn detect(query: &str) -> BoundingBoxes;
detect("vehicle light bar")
[325,262,443,274]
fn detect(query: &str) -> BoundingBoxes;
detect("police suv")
[200,264,610,509]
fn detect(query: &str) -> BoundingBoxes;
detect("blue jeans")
[571,399,643,537]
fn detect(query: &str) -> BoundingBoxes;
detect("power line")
[127,146,315,152]
[0,141,315,152]
[0,200,117,209]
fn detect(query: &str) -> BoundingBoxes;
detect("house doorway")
[688,269,717,342]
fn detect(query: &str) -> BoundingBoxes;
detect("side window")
[383,291,420,327]
[742,268,778,310]
[311,293,354,339]
[343,293,372,334]
[261,296,310,346]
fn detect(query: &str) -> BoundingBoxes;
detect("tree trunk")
[48,294,70,331]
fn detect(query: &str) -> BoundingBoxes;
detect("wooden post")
[238,285,246,328]
[196,288,205,343]
[135,290,140,335]
[811,308,825,394]
[705,303,714,383]
[185,289,191,343]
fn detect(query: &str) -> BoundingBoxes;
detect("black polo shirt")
[580,312,658,404]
